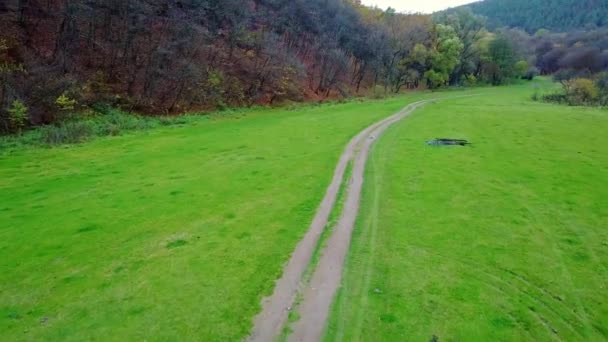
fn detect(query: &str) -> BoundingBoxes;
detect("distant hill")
[450,0,608,32]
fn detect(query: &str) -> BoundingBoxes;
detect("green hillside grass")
[1,95,443,340]
[327,85,608,340]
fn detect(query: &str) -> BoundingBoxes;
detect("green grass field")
[327,85,608,340]
[2,81,606,341]
[0,96,436,340]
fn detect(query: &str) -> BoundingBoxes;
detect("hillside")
[453,0,608,32]
[1,0,606,134]
[0,0,371,123]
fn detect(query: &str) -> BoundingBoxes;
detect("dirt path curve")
[248,99,433,342]
[288,100,430,342]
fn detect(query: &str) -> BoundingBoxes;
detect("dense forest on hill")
[453,0,608,33]
[0,0,607,135]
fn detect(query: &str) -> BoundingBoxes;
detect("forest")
[1,0,607,134]
[455,0,608,33]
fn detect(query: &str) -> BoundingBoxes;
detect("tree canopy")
[0,0,606,132]
[450,0,608,33]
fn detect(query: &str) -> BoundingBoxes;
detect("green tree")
[7,100,28,133]
[55,93,78,111]
[424,24,464,88]
[486,34,516,85]
[514,60,529,78]
[435,8,486,84]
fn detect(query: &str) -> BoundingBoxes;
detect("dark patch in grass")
[426,138,471,146]
[224,212,236,219]
[571,251,590,262]
[63,274,85,283]
[166,239,188,249]
[7,311,21,320]
[561,237,580,245]
[169,190,183,196]
[113,266,126,274]
[593,323,608,338]
[491,316,515,328]
[429,335,439,342]
[236,232,251,240]
[77,224,100,233]
[379,313,397,323]
[127,306,146,316]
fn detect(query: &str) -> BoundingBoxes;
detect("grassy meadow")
[0,95,441,340]
[327,85,608,340]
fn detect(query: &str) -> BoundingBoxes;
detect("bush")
[541,93,568,104]
[514,61,529,78]
[541,77,602,107]
[523,67,539,80]
[531,90,540,102]
[369,85,388,99]
[41,121,94,145]
[55,93,78,111]
[463,74,477,87]
[565,78,599,105]
[7,100,29,133]
[595,72,608,106]
[596,72,608,91]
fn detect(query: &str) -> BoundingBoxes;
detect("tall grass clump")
[0,108,194,149]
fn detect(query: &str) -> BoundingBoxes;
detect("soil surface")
[248,100,432,342]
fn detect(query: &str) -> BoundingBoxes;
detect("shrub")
[596,72,608,91]
[595,72,608,106]
[514,61,529,78]
[565,78,599,105]
[424,70,448,89]
[541,93,568,104]
[41,121,94,145]
[369,85,388,99]
[7,100,28,133]
[55,93,78,111]
[541,77,602,106]
[531,90,539,102]
[463,74,477,87]
[523,67,539,81]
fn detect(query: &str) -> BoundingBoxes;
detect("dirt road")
[248,100,432,342]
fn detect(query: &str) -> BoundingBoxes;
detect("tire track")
[247,100,432,342]
[287,100,430,342]
[250,96,476,341]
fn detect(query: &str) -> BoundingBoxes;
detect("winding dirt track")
[248,99,433,342]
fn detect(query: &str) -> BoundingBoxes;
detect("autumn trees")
[0,0,606,133]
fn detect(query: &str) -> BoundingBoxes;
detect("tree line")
[1,0,607,134]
